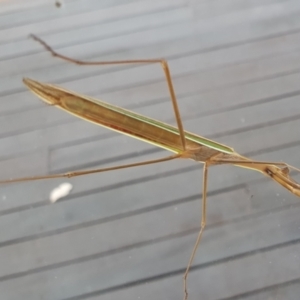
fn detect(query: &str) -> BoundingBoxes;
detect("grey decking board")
[0,0,285,42]
[78,281,300,300]
[0,171,298,280]
[192,0,286,19]
[17,0,285,47]
[0,113,299,218]
[222,280,300,300]
[1,202,300,299]
[0,150,299,298]
[31,7,192,48]
[3,25,300,92]
[0,20,195,61]
[2,17,300,81]
[0,0,55,15]
[0,0,139,30]
[1,0,300,299]
[1,139,300,247]
[2,43,300,138]
[0,0,186,43]
[1,138,296,298]
[0,94,299,210]
[1,0,300,61]
[82,243,300,300]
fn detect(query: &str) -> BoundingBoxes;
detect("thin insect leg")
[30,34,186,151]
[210,159,288,167]
[0,154,180,184]
[183,163,208,300]
[211,159,300,173]
[209,159,299,179]
[213,159,300,196]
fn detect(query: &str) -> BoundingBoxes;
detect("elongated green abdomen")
[23,78,234,161]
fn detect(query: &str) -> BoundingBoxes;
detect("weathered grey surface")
[0,0,300,299]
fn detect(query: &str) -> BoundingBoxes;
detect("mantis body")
[2,35,300,300]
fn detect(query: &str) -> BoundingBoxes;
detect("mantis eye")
[281,166,290,175]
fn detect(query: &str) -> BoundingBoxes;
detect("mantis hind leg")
[30,34,186,151]
[0,154,181,184]
[183,162,208,300]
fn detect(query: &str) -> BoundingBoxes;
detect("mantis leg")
[0,154,180,184]
[183,162,208,300]
[30,34,186,151]
[210,159,300,196]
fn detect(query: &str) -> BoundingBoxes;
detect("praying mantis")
[2,35,300,300]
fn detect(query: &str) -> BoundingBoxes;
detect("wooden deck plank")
[0,0,137,29]
[2,14,300,82]
[0,0,186,43]
[0,0,56,15]
[2,0,300,61]
[2,43,300,138]
[1,200,300,299]
[2,26,300,94]
[0,0,300,299]
[0,94,299,198]
[0,112,298,215]
[1,139,299,249]
[0,172,298,277]
[82,243,300,300]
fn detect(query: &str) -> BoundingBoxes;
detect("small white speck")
[2,195,6,201]
[174,206,178,211]
[240,117,245,123]
[276,193,280,197]
[50,183,73,203]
